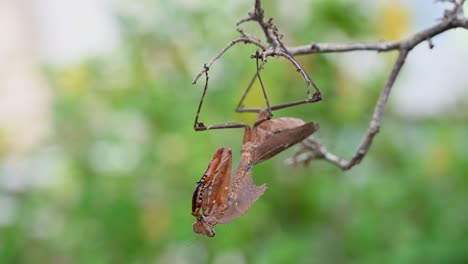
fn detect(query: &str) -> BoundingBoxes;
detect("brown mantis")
[191,45,322,237]
[192,111,319,236]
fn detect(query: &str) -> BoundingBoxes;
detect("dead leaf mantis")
[191,51,321,236]
[192,111,318,236]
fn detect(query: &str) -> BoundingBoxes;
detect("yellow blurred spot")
[157,133,188,165]
[56,66,90,95]
[236,82,267,126]
[423,143,452,178]
[236,69,285,125]
[333,70,364,121]
[140,203,170,241]
[0,128,11,156]
[376,2,411,40]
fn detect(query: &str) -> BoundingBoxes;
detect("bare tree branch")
[286,1,467,170]
[287,16,468,56]
[193,0,468,170]
[192,1,324,129]
[287,49,409,169]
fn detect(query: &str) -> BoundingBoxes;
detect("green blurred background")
[1,0,468,263]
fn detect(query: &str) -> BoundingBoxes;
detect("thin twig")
[263,49,317,96]
[287,16,468,56]
[193,0,320,125]
[287,49,409,169]
[344,50,409,169]
[237,0,279,47]
[193,0,468,171]
[192,37,268,84]
[286,2,468,170]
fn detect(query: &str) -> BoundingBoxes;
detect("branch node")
[427,38,435,49]
[310,44,319,52]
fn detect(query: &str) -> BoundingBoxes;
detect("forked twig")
[287,0,467,170]
[193,0,468,170]
[192,0,322,132]
[287,49,409,169]
[237,0,278,47]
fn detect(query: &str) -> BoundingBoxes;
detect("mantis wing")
[252,117,318,164]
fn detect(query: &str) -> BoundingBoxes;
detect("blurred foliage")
[1,0,468,264]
